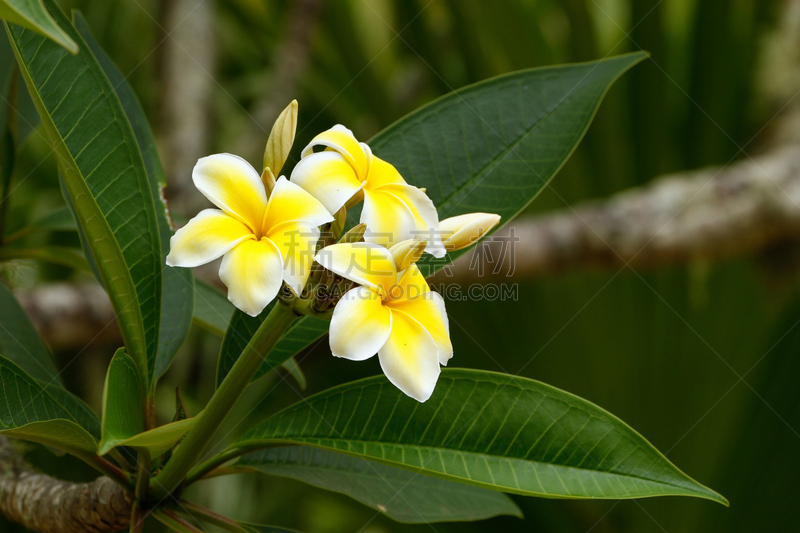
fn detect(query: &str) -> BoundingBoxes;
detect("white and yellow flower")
[315,240,452,402]
[291,125,445,256]
[166,153,333,316]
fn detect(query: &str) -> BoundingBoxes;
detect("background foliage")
[2,0,797,531]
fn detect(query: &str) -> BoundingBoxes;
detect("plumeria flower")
[291,125,445,257]
[166,154,333,316]
[315,240,452,402]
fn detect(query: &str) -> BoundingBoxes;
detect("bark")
[0,437,130,533]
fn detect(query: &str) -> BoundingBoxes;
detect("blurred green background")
[3,0,800,531]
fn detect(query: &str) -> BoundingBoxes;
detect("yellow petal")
[364,156,406,189]
[377,183,445,257]
[387,291,452,366]
[329,286,392,361]
[290,151,363,214]
[218,238,284,317]
[361,189,417,249]
[389,263,430,300]
[379,309,441,402]
[439,212,501,251]
[301,125,370,179]
[267,221,321,295]
[389,239,426,272]
[262,176,334,233]
[192,154,268,232]
[166,209,253,268]
[314,242,397,296]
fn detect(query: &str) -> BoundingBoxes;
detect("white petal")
[361,189,417,249]
[315,242,397,295]
[166,209,253,268]
[290,151,363,214]
[219,238,284,317]
[267,222,321,295]
[329,286,392,361]
[301,124,370,179]
[379,309,441,402]
[386,286,452,366]
[192,153,268,231]
[378,184,445,258]
[263,176,334,232]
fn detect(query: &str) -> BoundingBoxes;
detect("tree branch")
[0,437,130,533]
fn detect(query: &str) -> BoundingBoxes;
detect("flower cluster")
[166,102,500,401]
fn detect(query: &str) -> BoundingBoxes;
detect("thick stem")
[184,447,247,485]
[151,301,297,500]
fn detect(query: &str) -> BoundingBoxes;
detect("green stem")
[83,453,132,489]
[151,301,297,500]
[184,447,247,485]
[153,510,203,532]
[135,451,151,502]
[179,501,247,533]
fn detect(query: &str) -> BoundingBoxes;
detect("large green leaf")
[216,304,328,388]
[231,369,726,504]
[6,1,163,384]
[0,354,100,454]
[0,0,76,52]
[74,12,194,381]
[240,446,521,523]
[220,54,646,382]
[0,282,61,386]
[102,416,198,458]
[98,348,144,455]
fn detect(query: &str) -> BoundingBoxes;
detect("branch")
[0,437,130,533]
[438,146,800,283]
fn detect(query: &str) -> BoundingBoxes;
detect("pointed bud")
[340,222,367,243]
[390,239,426,271]
[263,99,298,176]
[262,167,277,197]
[439,212,501,251]
[331,206,347,239]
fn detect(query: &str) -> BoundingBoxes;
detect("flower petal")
[290,151,363,214]
[365,156,406,188]
[166,209,253,268]
[218,238,284,317]
[192,154,267,231]
[301,125,370,179]
[378,183,445,257]
[361,189,417,249]
[391,263,430,299]
[379,310,441,402]
[329,286,392,361]
[263,176,334,232]
[267,221,321,295]
[387,290,452,366]
[314,242,397,296]
[439,212,501,251]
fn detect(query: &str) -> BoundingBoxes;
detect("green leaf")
[99,348,144,455]
[220,55,646,377]
[279,355,307,391]
[6,2,163,385]
[74,12,194,381]
[0,0,77,53]
[3,205,77,243]
[193,280,235,337]
[231,369,727,504]
[103,416,199,458]
[240,446,521,523]
[216,304,328,388]
[0,353,100,454]
[365,52,647,274]
[0,282,61,386]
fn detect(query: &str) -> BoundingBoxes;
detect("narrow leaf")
[74,12,194,381]
[0,282,61,385]
[0,245,89,270]
[103,416,199,458]
[3,419,97,456]
[6,2,164,384]
[241,446,521,523]
[99,348,144,455]
[0,0,77,52]
[232,369,727,504]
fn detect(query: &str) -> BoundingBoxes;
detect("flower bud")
[439,212,501,251]
[390,239,426,271]
[331,206,347,239]
[263,99,298,176]
[339,222,367,243]
[261,167,277,197]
